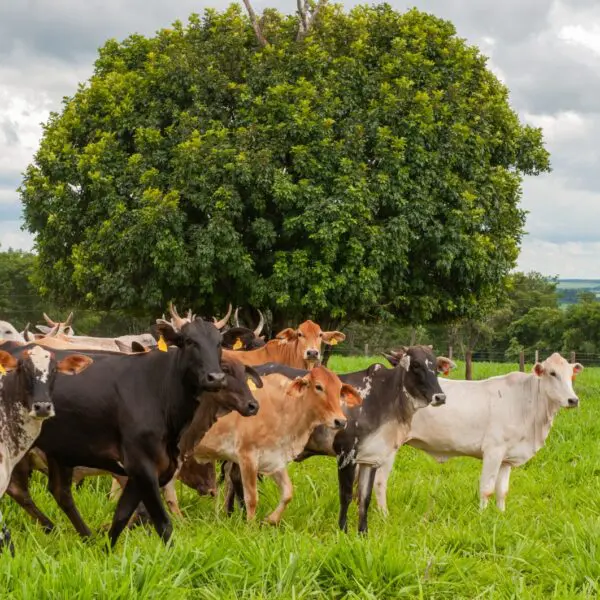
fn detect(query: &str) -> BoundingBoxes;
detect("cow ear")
[437,357,456,375]
[57,354,94,375]
[340,383,362,407]
[244,365,264,389]
[533,362,544,377]
[156,322,184,347]
[381,352,399,367]
[276,328,297,343]
[36,325,52,335]
[287,376,309,397]
[0,350,18,372]
[321,331,346,346]
[130,341,147,353]
[573,362,584,375]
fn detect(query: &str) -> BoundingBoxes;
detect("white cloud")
[0,220,33,252]
[559,24,600,56]
[523,111,586,143]
[517,238,600,278]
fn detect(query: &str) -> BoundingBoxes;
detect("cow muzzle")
[567,397,579,408]
[30,401,55,420]
[332,417,347,430]
[203,372,226,390]
[431,393,446,407]
[304,349,320,361]
[245,400,259,416]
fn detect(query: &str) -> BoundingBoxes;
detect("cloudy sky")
[1,0,599,278]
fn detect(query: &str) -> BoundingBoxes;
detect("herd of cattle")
[0,305,584,556]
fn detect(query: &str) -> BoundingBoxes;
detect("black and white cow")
[0,346,92,554]
[250,345,452,533]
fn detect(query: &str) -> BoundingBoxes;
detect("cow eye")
[315,383,324,392]
[550,371,557,377]
[318,332,323,337]
[297,332,303,338]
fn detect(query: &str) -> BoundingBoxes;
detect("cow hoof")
[0,527,15,557]
[263,516,281,526]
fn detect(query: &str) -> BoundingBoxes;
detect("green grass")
[2,356,600,598]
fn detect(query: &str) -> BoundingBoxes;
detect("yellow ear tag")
[158,336,168,352]
[233,338,243,351]
[329,338,338,346]
[247,378,257,391]
[0,363,5,375]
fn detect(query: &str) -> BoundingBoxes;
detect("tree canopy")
[20,3,550,326]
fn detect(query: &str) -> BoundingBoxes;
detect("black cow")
[4,317,226,547]
[246,346,451,533]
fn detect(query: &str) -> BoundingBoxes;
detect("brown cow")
[222,320,345,369]
[191,366,361,524]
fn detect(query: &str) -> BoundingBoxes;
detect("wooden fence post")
[448,345,453,360]
[519,351,525,372]
[364,343,369,357]
[465,350,473,380]
[570,351,576,364]
[534,349,539,364]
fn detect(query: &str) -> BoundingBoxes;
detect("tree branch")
[297,0,308,35]
[296,0,326,41]
[242,0,268,47]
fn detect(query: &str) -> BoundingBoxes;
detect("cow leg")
[47,459,92,537]
[495,463,512,512]
[129,464,173,543]
[479,452,504,510]
[265,469,293,525]
[338,462,357,533]
[230,462,246,512]
[238,456,259,521]
[6,458,55,533]
[108,479,144,547]
[357,465,377,535]
[162,476,183,518]
[373,454,394,516]
[0,510,15,557]
[109,476,125,501]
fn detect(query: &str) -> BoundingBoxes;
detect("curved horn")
[234,307,240,328]
[254,310,265,337]
[169,302,186,331]
[64,311,74,327]
[186,309,193,322]
[213,303,232,330]
[47,323,60,337]
[43,312,56,326]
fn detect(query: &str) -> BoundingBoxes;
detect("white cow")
[0,321,26,343]
[373,353,583,513]
[0,346,93,554]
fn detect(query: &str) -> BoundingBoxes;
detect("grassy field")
[1,356,600,598]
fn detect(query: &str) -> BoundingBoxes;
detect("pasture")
[1,356,599,599]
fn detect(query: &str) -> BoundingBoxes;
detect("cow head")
[0,347,93,419]
[205,358,261,417]
[276,320,345,368]
[221,327,266,351]
[156,304,225,392]
[383,346,447,409]
[533,353,583,408]
[0,320,26,343]
[36,312,74,336]
[286,365,361,430]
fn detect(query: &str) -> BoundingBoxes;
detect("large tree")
[20,4,550,327]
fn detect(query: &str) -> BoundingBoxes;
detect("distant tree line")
[2,249,598,360]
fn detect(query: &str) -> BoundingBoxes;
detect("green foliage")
[1,358,600,598]
[20,4,549,326]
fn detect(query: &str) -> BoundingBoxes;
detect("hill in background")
[558,279,600,304]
